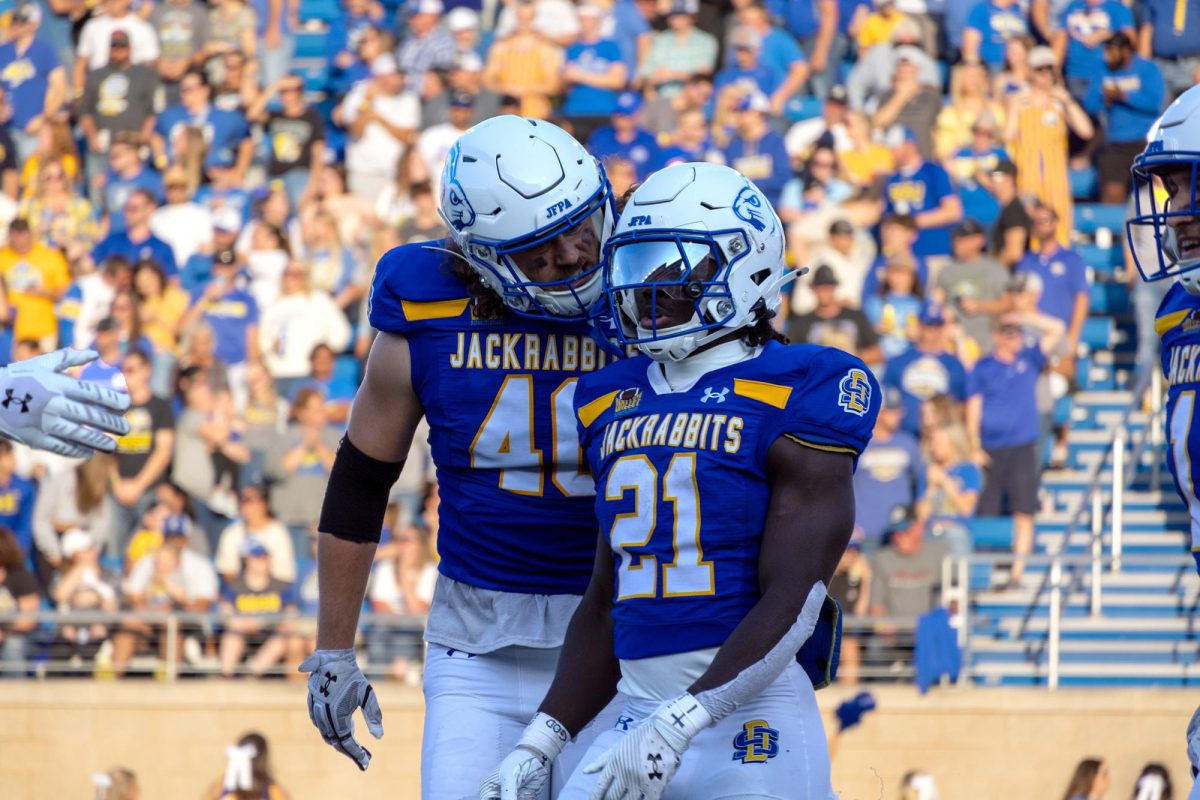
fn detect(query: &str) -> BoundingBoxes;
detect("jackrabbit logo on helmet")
[444,144,476,232]
[732,185,769,233]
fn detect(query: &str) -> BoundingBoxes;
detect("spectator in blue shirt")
[290,343,357,426]
[962,0,1030,70]
[92,190,178,279]
[0,3,66,164]
[731,5,811,114]
[721,92,792,208]
[0,440,36,560]
[1097,32,1165,204]
[1015,201,1090,369]
[152,69,253,178]
[561,5,628,145]
[79,316,128,391]
[587,91,662,182]
[967,309,1065,584]
[918,421,983,556]
[328,0,385,80]
[610,0,652,74]
[884,302,968,437]
[714,28,786,108]
[97,137,164,235]
[853,386,925,551]
[882,126,963,261]
[180,253,259,411]
[1053,0,1135,114]
[182,209,243,295]
[1139,0,1200,100]
[862,214,930,300]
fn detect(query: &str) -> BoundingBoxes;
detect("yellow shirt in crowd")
[0,243,70,341]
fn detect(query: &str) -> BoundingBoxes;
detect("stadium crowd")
[0,0,1189,681]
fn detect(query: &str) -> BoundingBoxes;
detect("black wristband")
[318,435,406,544]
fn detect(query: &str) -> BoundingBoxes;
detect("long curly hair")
[442,241,507,321]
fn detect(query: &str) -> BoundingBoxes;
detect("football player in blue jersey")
[1126,83,1200,800]
[299,116,626,797]
[482,162,878,800]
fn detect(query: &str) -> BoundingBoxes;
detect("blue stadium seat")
[1075,203,1126,236]
[1089,281,1130,315]
[299,0,341,23]
[968,517,1014,550]
[1078,243,1120,276]
[1070,166,1097,200]
[1081,317,1115,351]
[294,30,329,59]
[785,95,824,122]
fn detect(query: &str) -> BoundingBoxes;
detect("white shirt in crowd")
[246,249,289,311]
[369,560,437,615]
[258,290,352,380]
[417,123,465,191]
[77,14,161,69]
[215,520,297,583]
[68,272,118,349]
[494,0,579,41]
[151,202,214,268]
[125,548,218,602]
[339,82,421,175]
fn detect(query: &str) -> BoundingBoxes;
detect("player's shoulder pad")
[575,353,652,430]
[368,239,474,335]
[757,342,879,457]
[1155,281,1200,341]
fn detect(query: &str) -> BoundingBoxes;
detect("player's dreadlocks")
[742,303,789,348]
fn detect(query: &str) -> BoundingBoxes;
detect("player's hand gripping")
[479,712,570,800]
[0,348,130,458]
[299,648,384,771]
[584,693,711,800]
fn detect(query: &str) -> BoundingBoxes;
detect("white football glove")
[479,712,571,800]
[1187,704,1200,772]
[0,348,130,458]
[584,694,711,800]
[299,648,384,771]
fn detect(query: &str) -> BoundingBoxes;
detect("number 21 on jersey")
[470,376,592,497]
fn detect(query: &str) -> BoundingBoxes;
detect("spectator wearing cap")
[79,317,128,390]
[560,4,627,144]
[0,3,67,165]
[636,0,718,100]
[216,483,295,585]
[74,0,161,97]
[93,190,178,280]
[96,136,164,237]
[1098,32,1165,204]
[721,92,791,208]
[150,166,214,270]
[149,0,210,106]
[987,160,1031,268]
[1015,201,1089,371]
[218,536,295,678]
[336,53,420,203]
[788,264,883,364]
[962,0,1029,69]
[0,440,35,560]
[714,28,787,109]
[446,7,483,60]
[846,16,938,114]
[935,218,1011,360]
[51,528,120,669]
[397,0,460,99]
[1052,0,1136,115]
[727,5,810,116]
[1005,48,1095,240]
[854,391,925,549]
[0,219,69,350]
[784,83,852,161]
[872,55,942,161]
[180,208,241,295]
[424,52,499,127]
[248,74,326,208]
[792,218,876,315]
[111,512,217,677]
[482,2,564,120]
[880,126,962,264]
[883,302,968,437]
[152,70,253,181]
[418,93,475,185]
[587,92,662,182]
[1139,0,1200,101]
[862,213,928,300]
[79,30,160,195]
[944,110,1007,231]
[869,505,948,621]
[967,307,1066,585]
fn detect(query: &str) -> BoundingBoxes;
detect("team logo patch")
[838,369,871,417]
[614,387,642,415]
[732,720,779,764]
[732,185,769,233]
[1183,309,1200,333]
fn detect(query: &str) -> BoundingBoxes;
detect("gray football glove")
[300,648,384,771]
[0,348,130,458]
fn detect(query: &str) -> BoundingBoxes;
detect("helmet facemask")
[1128,154,1200,282]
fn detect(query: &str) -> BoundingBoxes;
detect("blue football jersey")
[369,241,622,595]
[1156,281,1200,574]
[574,341,879,660]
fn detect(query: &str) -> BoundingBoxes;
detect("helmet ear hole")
[750,268,770,286]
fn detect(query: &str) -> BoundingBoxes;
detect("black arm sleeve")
[319,434,406,544]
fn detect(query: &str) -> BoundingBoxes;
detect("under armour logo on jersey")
[319,671,337,697]
[1,389,31,413]
[701,387,728,403]
[838,369,871,417]
[615,715,634,731]
[645,753,665,780]
[733,720,780,764]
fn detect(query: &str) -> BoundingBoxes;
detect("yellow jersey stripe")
[784,434,858,455]
[401,298,470,321]
[1156,309,1191,338]
[577,391,618,428]
[733,378,793,409]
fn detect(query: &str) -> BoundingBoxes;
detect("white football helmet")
[439,115,615,319]
[603,162,788,362]
[1128,83,1200,290]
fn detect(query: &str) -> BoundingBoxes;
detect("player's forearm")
[315,533,378,649]
[538,588,620,736]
